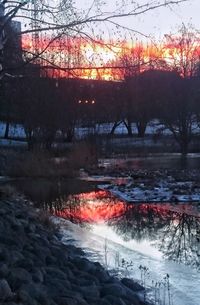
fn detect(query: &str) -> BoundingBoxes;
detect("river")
[10,154,200,305]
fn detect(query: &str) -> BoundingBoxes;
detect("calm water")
[10,154,200,305]
[52,190,200,269]
[53,189,200,305]
[11,175,200,272]
[99,153,200,170]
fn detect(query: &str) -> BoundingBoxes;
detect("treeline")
[0,68,200,154]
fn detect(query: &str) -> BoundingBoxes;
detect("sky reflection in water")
[55,190,200,269]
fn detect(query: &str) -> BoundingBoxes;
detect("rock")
[9,250,24,264]
[23,244,34,253]
[122,287,140,304]
[40,235,50,247]
[94,269,110,283]
[105,277,121,285]
[0,263,9,277]
[75,298,89,305]
[54,295,89,305]
[45,267,68,280]
[48,301,57,305]
[53,296,78,305]
[75,271,100,285]
[20,283,48,304]
[0,235,18,247]
[8,268,32,289]
[18,219,29,227]
[72,257,96,272]
[14,258,34,270]
[3,303,18,305]
[0,208,6,215]
[101,284,126,298]
[95,299,111,305]
[18,290,38,305]
[62,261,78,273]
[26,223,36,233]
[78,285,100,299]
[0,198,149,305]
[22,248,38,262]
[45,255,58,266]
[0,279,14,301]
[32,269,44,283]
[50,245,67,261]
[75,277,97,287]
[104,295,127,305]
[18,289,34,303]
[11,221,24,233]
[93,262,103,269]
[82,296,102,305]
[61,265,75,280]
[121,278,144,291]
[0,247,10,261]
[67,245,85,257]
[45,281,73,297]
[32,245,50,263]
[101,283,140,305]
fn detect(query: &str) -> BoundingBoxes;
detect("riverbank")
[0,195,148,305]
[87,166,200,203]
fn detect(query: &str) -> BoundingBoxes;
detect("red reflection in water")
[55,190,200,223]
[56,190,126,222]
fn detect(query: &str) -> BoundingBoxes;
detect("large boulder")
[8,268,32,289]
[0,279,14,301]
[101,283,127,298]
[121,278,144,291]
[101,283,140,305]
[103,295,127,305]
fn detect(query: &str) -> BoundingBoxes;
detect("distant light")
[78,100,82,104]
[85,100,88,104]
[91,100,95,104]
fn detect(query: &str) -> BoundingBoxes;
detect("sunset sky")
[22,0,200,80]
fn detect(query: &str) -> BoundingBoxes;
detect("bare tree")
[0,0,189,77]
[164,24,200,78]
[158,25,200,154]
[0,0,190,150]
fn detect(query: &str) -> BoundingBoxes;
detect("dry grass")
[2,140,98,178]
[38,210,59,233]
[6,151,54,177]
[67,140,98,170]
[2,150,73,178]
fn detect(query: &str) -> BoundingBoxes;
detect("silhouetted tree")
[158,76,197,154]
[16,77,59,150]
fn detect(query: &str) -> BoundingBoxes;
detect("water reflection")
[56,191,125,223]
[11,177,200,269]
[12,178,96,208]
[56,190,200,269]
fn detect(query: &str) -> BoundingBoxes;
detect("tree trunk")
[136,121,147,138]
[110,121,122,135]
[127,121,133,136]
[27,137,34,151]
[180,140,188,155]
[4,121,9,139]
[25,128,34,151]
[123,119,133,136]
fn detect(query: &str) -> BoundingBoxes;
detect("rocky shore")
[0,197,148,305]
[88,168,200,203]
